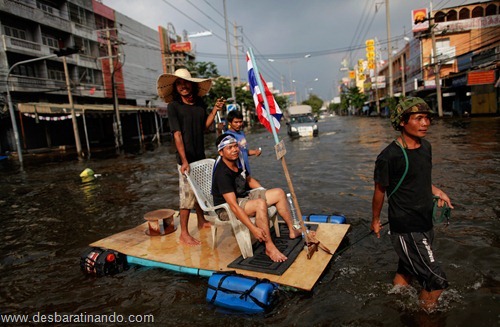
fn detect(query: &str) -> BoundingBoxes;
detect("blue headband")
[217,135,237,152]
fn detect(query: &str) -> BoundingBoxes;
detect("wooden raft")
[90,212,350,291]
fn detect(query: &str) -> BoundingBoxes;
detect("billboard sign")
[170,41,192,53]
[412,8,429,33]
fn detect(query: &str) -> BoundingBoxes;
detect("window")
[435,11,446,22]
[4,26,27,40]
[79,68,97,84]
[12,64,36,77]
[74,36,92,55]
[69,3,87,25]
[472,6,484,18]
[446,10,457,21]
[48,69,65,81]
[485,4,497,16]
[42,34,59,48]
[36,1,55,14]
[459,8,470,20]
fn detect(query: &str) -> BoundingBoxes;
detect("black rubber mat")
[227,224,317,276]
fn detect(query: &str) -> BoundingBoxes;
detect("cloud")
[101,0,475,101]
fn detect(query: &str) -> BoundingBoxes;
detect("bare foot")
[198,221,211,229]
[179,233,201,246]
[289,228,303,239]
[289,228,316,239]
[266,248,287,262]
[197,216,211,229]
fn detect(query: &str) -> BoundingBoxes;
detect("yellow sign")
[366,45,375,52]
[349,70,356,79]
[365,39,375,47]
[366,51,375,59]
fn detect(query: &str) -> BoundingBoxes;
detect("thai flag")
[246,52,282,133]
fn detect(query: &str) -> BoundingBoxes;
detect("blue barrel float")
[206,272,278,314]
[303,214,346,224]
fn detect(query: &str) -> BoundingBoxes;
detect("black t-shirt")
[167,99,208,165]
[212,159,249,206]
[374,139,434,233]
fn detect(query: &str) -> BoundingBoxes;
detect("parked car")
[287,114,318,137]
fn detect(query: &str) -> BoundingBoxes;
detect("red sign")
[170,41,192,53]
[412,8,428,32]
[468,71,495,85]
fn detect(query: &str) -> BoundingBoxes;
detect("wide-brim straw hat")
[157,68,212,103]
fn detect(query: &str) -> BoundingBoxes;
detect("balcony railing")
[0,0,71,32]
[8,75,66,93]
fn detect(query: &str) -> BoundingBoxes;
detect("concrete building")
[367,1,499,116]
[0,0,182,157]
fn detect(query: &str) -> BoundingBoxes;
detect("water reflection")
[0,116,498,326]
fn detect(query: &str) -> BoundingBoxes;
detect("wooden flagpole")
[247,48,330,259]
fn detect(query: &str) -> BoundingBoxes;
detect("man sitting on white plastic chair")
[212,134,303,262]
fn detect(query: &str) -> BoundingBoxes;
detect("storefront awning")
[17,102,158,114]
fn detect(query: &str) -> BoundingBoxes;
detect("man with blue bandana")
[212,133,304,262]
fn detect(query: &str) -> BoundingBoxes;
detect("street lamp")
[5,54,57,169]
[267,54,312,99]
[305,78,319,99]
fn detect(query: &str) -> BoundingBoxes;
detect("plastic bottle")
[286,193,301,230]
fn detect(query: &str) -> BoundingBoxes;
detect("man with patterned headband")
[157,68,226,246]
[212,133,304,262]
[371,97,454,311]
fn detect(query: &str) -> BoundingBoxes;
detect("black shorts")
[390,230,449,292]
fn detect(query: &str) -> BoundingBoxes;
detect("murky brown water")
[1,116,499,326]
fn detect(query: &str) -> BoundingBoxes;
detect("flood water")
[1,116,499,326]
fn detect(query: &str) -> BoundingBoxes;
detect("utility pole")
[401,52,406,97]
[233,22,242,86]
[375,39,380,114]
[3,54,55,168]
[223,0,236,102]
[62,56,83,159]
[385,0,393,97]
[105,28,123,148]
[429,2,443,117]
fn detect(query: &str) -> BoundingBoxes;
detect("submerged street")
[1,116,499,326]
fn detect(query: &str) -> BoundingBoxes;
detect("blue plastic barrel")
[308,214,346,224]
[206,272,278,313]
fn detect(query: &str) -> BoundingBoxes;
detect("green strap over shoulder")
[388,140,409,199]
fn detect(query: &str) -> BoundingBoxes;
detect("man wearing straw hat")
[157,68,226,246]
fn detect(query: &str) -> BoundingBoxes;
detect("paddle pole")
[247,48,329,259]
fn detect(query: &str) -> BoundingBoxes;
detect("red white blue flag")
[246,52,282,133]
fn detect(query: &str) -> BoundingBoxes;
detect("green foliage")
[328,102,341,115]
[186,60,289,124]
[302,94,324,116]
[339,86,368,114]
[184,61,219,78]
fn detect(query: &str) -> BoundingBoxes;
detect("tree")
[302,94,323,116]
[340,86,368,115]
[184,61,219,78]
[186,60,289,126]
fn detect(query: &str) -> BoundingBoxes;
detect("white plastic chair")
[185,158,279,259]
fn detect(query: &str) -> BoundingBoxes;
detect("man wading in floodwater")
[371,97,454,311]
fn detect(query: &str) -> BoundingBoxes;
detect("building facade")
[367,1,499,116]
[0,0,177,156]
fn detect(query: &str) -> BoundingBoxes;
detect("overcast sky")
[101,0,479,101]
